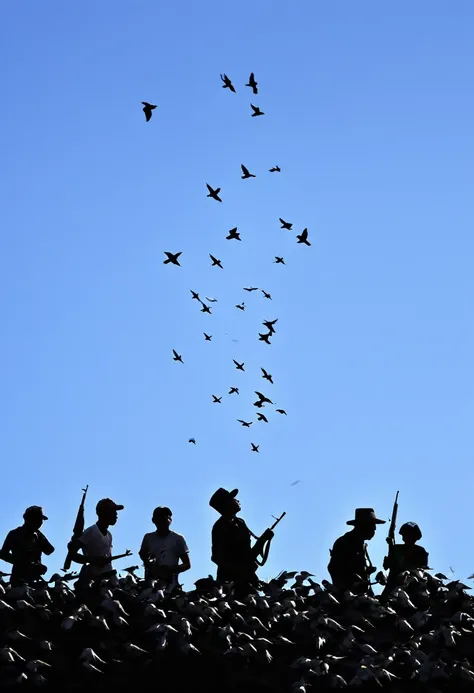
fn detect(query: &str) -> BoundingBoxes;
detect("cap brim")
[346,517,386,525]
[114,504,124,511]
[42,515,48,520]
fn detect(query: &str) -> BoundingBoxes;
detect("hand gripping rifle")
[254,511,286,567]
[383,490,399,570]
[63,485,88,571]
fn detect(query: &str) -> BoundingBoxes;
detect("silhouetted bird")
[201,304,212,314]
[236,303,245,311]
[257,413,268,423]
[190,290,200,301]
[233,360,245,371]
[142,102,157,121]
[274,257,285,265]
[212,395,222,403]
[246,73,258,94]
[250,104,264,117]
[163,252,182,266]
[238,420,253,428]
[276,409,287,415]
[241,164,256,179]
[226,227,241,241]
[205,297,217,302]
[259,332,272,344]
[210,254,223,269]
[172,350,183,363]
[296,228,311,246]
[279,218,293,230]
[262,290,272,300]
[204,333,212,341]
[220,73,236,92]
[261,368,273,384]
[206,184,222,202]
[251,443,259,452]
[244,287,259,292]
[263,319,278,334]
[189,438,196,444]
[269,166,281,173]
[229,387,239,395]
[291,480,300,486]
[255,392,273,405]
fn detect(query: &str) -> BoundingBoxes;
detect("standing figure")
[328,508,386,594]
[0,506,54,587]
[209,487,273,596]
[139,506,190,593]
[383,521,429,592]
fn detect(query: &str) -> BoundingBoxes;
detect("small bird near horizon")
[274,257,286,265]
[279,218,292,230]
[142,102,157,121]
[269,166,281,173]
[229,387,239,395]
[233,360,245,371]
[163,252,182,266]
[236,302,245,311]
[206,184,222,202]
[250,104,264,117]
[246,73,258,94]
[276,409,287,415]
[212,395,222,403]
[209,254,223,269]
[238,420,253,427]
[261,290,272,300]
[172,350,183,363]
[259,332,272,344]
[244,287,258,292]
[226,227,241,241]
[189,438,196,444]
[220,73,236,92]
[241,164,256,179]
[296,228,311,246]
[201,303,212,314]
[291,480,300,486]
[257,413,268,423]
[204,333,212,341]
[251,443,259,452]
[261,368,273,384]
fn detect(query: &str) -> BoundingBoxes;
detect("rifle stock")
[63,485,88,571]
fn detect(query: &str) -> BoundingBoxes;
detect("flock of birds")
[158,73,311,453]
[2,568,474,691]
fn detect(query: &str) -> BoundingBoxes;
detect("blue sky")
[1,1,473,588]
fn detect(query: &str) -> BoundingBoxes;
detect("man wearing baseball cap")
[0,506,54,587]
[70,498,131,587]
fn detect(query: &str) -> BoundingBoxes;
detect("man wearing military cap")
[383,521,429,593]
[0,506,54,587]
[209,487,273,596]
[328,508,386,594]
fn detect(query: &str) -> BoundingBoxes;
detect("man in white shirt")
[139,506,190,593]
[72,498,131,586]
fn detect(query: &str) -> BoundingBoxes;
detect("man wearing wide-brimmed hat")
[209,487,273,595]
[328,508,386,594]
[0,506,54,587]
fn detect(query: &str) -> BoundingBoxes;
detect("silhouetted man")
[0,506,54,587]
[139,506,190,593]
[328,508,385,594]
[383,521,429,594]
[210,487,273,596]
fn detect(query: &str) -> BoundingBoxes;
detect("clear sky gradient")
[1,1,473,587]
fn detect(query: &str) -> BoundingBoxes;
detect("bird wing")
[255,391,265,399]
[206,184,214,193]
[209,254,216,262]
[241,164,250,175]
[172,350,179,358]
[301,228,308,240]
[249,72,255,82]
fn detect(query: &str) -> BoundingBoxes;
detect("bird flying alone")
[257,413,268,423]
[212,395,222,403]
[205,297,217,302]
[229,387,239,395]
[172,350,183,363]
[261,290,272,300]
[236,302,245,311]
[226,227,241,241]
[250,104,264,117]
[233,360,245,371]
[189,438,196,444]
[251,443,259,452]
[296,228,311,246]
[244,287,258,292]
[206,184,222,202]
[269,166,281,173]
[209,254,223,269]
[241,164,256,179]
[220,73,236,92]
[163,252,182,266]
[142,102,157,122]
[261,368,273,384]
[279,218,292,230]
[238,420,253,427]
[246,72,258,94]
[274,257,286,265]
[204,333,212,341]
[276,409,287,415]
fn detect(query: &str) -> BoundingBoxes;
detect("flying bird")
[236,302,245,311]
[257,413,268,423]
[238,420,253,428]
[246,72,258,94]
[233,360,245,371]
[204,333,212,341]
[172,350,183,363]
[255,392,273,405]
[229,387,239,395]
[189,438,196,444]
[258,332,272,344]
[209,254,223,269]
[269,166,281,173]
[201,304,212,314]
[250,104,264,117]
[220,73,236,92]
[276,409,287,415]
[291,480,301,486]
[261,368,273,384]
[205,297,218,302]
[279,218,293,230]
[206,184,222,202]
[163,252,182,266]
[296,228,311,246]
[261,290,272,300]
[274,257,286,265]
[212,395,222,403]
[251,443,260,452]
[190,290,200,301]
[263,319,278,334]
[244,287,259,292]
[142,102,157,122]
[241,164,256,179]
[226,227,241,241]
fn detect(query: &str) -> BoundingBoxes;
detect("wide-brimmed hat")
[346,508,386,526]
[24,506,48,521]
[96,498,124,514]
[209,488,238,513]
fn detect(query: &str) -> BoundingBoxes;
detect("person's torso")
[330,531,368,577]
[79,523,113,578]
[390,544,427,571]
[215,517,252,558]
[144,530,187,592]
[8,526,44,566]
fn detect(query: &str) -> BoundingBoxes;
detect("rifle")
[63,485,88,571]
[254,511,286,567]
[383,490,399,570]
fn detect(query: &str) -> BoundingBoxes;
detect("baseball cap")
[96,498,124,514]
[24,506,48,520]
